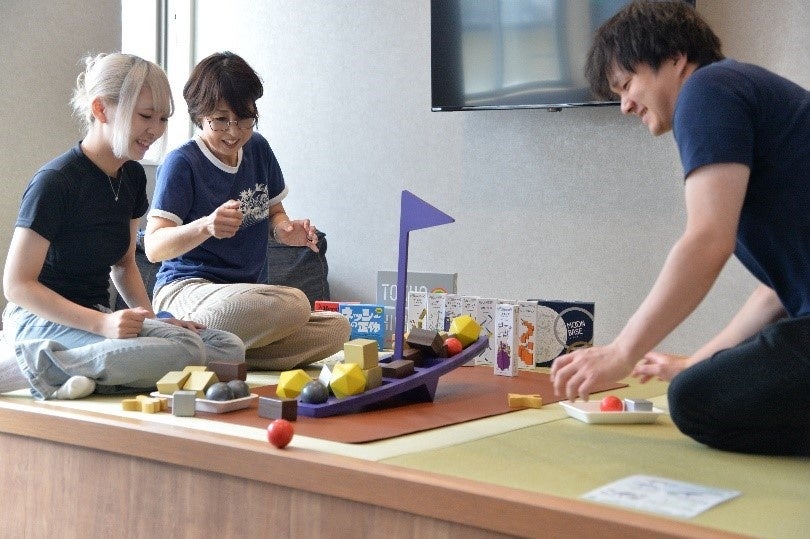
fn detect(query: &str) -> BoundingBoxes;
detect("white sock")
[52,376,96,400]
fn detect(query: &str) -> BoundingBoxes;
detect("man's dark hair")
[585,1,724,99]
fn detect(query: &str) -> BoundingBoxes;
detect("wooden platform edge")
[0,399,749,539]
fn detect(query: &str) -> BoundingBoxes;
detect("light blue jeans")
[2,303,245,399]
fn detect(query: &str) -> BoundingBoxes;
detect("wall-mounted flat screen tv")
[431,0,695,111]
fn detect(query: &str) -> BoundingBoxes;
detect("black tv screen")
[431,0,694,111]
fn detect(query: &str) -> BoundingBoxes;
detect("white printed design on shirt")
[238,183,270,229]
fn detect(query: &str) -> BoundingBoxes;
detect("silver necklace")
[107,173,122,202]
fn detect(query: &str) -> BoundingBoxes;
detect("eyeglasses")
[206,117,257,131]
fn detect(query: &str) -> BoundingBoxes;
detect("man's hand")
[550,342,636,401]
[632,351,691,383]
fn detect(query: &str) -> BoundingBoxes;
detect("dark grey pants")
[668,316,810,456]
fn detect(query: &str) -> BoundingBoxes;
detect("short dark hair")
[585,1,724,99]
[183,51,263,128]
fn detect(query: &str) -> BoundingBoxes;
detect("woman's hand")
[273,218,320,252]
[157,317,206,333]
[100,307,151,339]
[207,200,243,239]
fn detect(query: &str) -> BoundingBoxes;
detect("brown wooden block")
[207,361,247,382]
[406,327,447,358]
[380,359,414,378]
[401,347,423,366]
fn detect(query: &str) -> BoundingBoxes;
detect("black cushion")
[262,230,330,309]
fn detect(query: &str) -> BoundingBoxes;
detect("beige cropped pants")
[153,279,350,371]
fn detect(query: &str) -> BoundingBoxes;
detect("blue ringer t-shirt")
[149,132,288,293]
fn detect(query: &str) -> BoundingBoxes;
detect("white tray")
[560,400,664,424]
[151,391,257,414]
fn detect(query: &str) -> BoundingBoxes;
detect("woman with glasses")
[0,53,245,400]
[144,52,349,371]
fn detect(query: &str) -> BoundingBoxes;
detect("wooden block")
[276,369,312,399]
[406,328,446,358]
[207,361,247,382]
[401,347,423,366]
[364,365,383,390]
[449,315,481,347]
[624,398,653,412]
[156,371,190,395]
[318,364,333,390]
[343,339,379,369]
[380,359,414,378]
[258,396,298,421]
[330,363,366,398]
[135,395,165,413]
[121,398,140,411]
[182,365,208,372]
[182,371,219,397]
[172,390,197,417]
[507,393,543,409]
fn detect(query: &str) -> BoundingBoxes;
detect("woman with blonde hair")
[1,53,244,400]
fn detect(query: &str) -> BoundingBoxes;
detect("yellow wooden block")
[276,369,312,399]
[449,315,481,347]
[121,398,140,411]
[134,395,162,413]
[182,365,208,373]
[330,363,366,398]
[508,393,543,409]
[182,371,219,397]
[343,338,379,369]
[156,371,191,395]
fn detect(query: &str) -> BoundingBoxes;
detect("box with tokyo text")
[338,303,385,350]
[526,300,595,367]
[377,271,458,349]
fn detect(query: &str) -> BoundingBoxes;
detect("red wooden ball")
[599,395,624,412]
[444,336,463,356]
[267,419,294,448]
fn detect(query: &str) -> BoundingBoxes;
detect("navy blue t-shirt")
[15,143,149,309]
[149,132,287,292]
[673,59,810,317]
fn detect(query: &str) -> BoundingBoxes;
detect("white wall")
[1,0,807,356]
[0,0,120,306]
